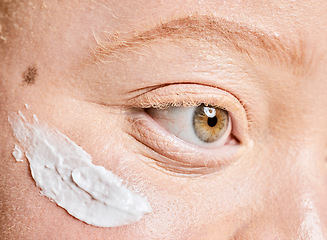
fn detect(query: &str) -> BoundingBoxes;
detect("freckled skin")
[0,0,327,239]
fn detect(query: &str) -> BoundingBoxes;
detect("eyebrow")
[91,15,310,76]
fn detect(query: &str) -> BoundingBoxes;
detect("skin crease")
[0,0,327,239]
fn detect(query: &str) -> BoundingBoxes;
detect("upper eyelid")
[127,83,244,110]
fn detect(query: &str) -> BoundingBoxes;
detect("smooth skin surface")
[1,0,327,239]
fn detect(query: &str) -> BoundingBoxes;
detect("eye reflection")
[193,105,229,143]
[146,104,232,148]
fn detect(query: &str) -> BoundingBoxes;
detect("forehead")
[2,0,327,105]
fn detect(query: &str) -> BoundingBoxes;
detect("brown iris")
[193,104,229,143]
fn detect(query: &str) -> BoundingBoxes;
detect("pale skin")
[1,0,327,239]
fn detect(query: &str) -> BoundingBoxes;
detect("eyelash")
[125,84,251,175]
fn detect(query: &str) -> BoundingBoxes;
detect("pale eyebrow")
[91,15,310,76]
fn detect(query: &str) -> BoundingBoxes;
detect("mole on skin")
[22,66,38,84]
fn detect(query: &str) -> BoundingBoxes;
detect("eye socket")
[126,84,251,173]
[146,104,233,148]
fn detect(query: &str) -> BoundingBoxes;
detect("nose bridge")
[298,191,326,240]
[233,149,327,240]
[280,152,327,239]
[279,148,327,239]
[290,153,327,240]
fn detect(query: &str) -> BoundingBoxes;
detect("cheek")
[49,98,263,235]
[37,98,247,237]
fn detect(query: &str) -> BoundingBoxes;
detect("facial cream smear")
[9,112,152,227]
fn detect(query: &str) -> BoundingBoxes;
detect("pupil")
[207,116,217,127]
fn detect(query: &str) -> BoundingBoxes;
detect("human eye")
[146,104,233,149]
[126,84,252,175]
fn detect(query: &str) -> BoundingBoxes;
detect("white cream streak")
[12,144,24,162]
[9,112,152,227]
